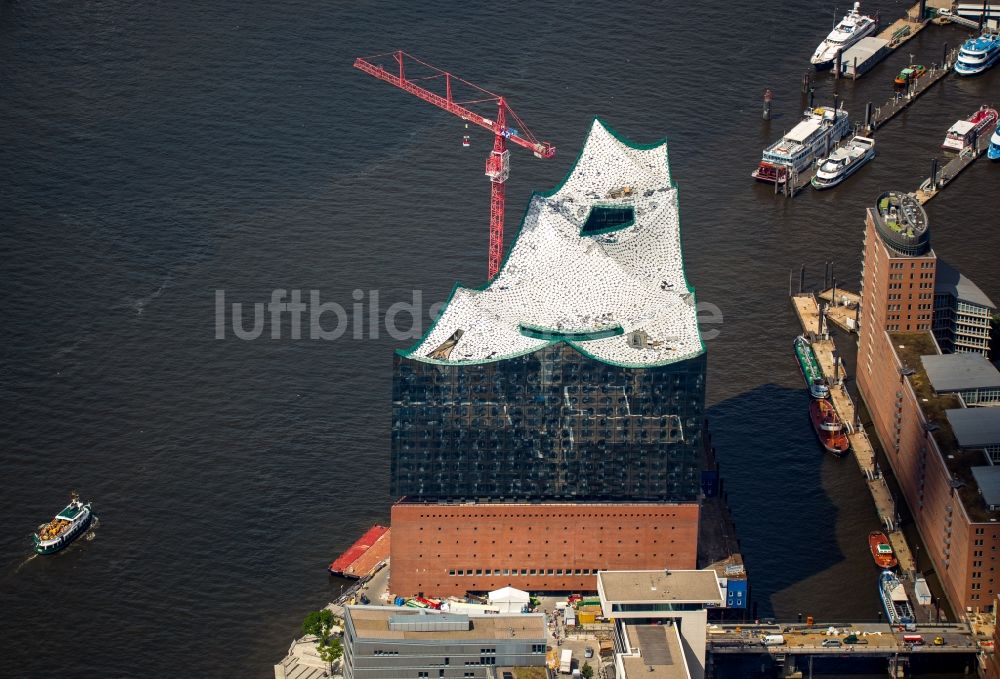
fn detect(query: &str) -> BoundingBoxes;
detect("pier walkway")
[819,287,860,333]
[791,294,917,576]
[938,13,982,29]
[868,59,954,132]
[915,133,993,204]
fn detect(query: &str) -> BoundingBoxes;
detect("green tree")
[581,662,594,679]
[302,609,335,643]
[318,637,343,665]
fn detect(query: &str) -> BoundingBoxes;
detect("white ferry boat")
[942,105,998,151]
[752,106,851,184]
[811,136,876,189]
[32,492,93,555]
[954,33,1000,75]
[811,2,879,69]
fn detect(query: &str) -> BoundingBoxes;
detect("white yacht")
[811,2,879,69]
[811,136,876,189]
[752,106,851,184]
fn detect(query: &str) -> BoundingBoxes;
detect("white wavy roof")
[401,118,703,367]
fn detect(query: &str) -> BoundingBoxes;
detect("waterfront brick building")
[390,503,699,596]
[858,192,1000,615]
[389,119,706,597]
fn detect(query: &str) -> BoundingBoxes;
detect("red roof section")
[329,525,390,576]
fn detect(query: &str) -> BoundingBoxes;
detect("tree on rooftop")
[581,662,594,679]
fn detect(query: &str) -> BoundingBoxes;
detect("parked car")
[933,636,946,646]
[584,646,594,658]
[822,639,842,647]
[843,634,869,645]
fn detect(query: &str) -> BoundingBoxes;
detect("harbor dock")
[818,287,860,334]
[915,133,994,204]
[791,293,917,578]
[837,0,944,79]
[867,57,954,132]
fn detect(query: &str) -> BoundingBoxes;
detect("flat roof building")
[947,408,1000,461]
[970,467,1000,511]
[922,353,1000,407]
[597,569,723,611]
[839,37,891,78]
[618,623,691,679]
[597,570,723,679]
[341,606,546,679]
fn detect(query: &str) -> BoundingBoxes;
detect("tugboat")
[33,492,93,555]
[793,335,830,398]
[893,64,926,86]
[954,32,1000,76]
[811,136,876,189]
[811,2,879,69]
[942,105,999,151]
[809,398,850,456]
[869,531,899,569]
[879,570,915,625]
[752,106,851,184]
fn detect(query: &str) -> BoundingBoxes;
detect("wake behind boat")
[33,492,92,555]
[811,2,878,69]
[954,32,1000,75]
[752,106,850,184]
[811,136,875,189]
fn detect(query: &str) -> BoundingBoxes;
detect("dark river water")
[1,1,997,676]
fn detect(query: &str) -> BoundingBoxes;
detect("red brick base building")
[389,502,700,597]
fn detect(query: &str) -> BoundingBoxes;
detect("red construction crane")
[353,50,556,279]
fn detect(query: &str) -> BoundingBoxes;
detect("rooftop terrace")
[345,606,545,641]
[620,624,690,679]
[891,332,998,522]
[873,192,930,257]
[598,569,722,605]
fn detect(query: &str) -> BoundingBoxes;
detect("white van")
[762,634,785,646]
[559,649,573,673]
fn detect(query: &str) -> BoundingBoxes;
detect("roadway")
[707,622,977,655]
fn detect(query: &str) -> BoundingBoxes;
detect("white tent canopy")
[488,586,531,613]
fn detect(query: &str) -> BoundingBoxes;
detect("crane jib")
[353,51,556,278]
